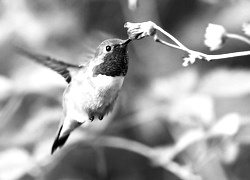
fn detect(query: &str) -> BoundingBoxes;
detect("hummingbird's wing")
[16,47,82,83]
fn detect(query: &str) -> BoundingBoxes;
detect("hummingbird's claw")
[98,116,104,120]
[89,115,94,121]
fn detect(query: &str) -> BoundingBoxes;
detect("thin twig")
[92,146,108,179]
[95,136,153,158]
[227,33,250,45]
[153,35,186,51]
[0,93,24,131]
[205,50,250,60]
[154,34,250,61]
[125,21,250,65]
[153,22,250,63]
[165,162,202,180]
[93,135,202,180]
[154,25,189,50]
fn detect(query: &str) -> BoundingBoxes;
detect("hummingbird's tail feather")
[51,124,70,154]
[51,120,82,154]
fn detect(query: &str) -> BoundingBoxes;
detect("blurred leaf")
[149,69,199,101]
[9,107,61,146]
[231,115,250,145]
[33,138,53,167]
[0,76,14,101]
[0,94,24,132]
[11,62,66,94]
[209,113,240,137]
[199,0,221,4]
[0,0,48,46]
[153,129,205,165]
[0,148,33,180]
[0,0,79,47]
[220,140,239,164]
[199,69,250,97]
[169,94,215,126]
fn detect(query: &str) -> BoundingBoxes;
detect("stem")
[165,162,202,180]
[94,136,202,180]
[0,93,24,131]
[153,36,205,58]
[226,33,250,45]
[154,35,185,51]
[95,136,153,158]
[154,33,250,61]
[154,24,189,50]
[153,22,250,63]
[206,50,250,60]
[126,21,250,64]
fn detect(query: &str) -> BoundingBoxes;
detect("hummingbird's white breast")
[84,73,124,109]
[90,74,124,90]
[63,69,124,123]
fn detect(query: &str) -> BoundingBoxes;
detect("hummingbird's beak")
[121,39,131,46]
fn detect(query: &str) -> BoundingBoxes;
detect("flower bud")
[204,24,227,51]
[128,0,139,11]
[124,21,156,40]
[242,22,250,37]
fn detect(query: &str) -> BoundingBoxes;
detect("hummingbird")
[16,38,131,154]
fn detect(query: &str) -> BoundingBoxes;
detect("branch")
[226,33,250,45]
[124,21,250,66]
[93,135,202,180]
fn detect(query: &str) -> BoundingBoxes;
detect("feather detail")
[15,47,81,83]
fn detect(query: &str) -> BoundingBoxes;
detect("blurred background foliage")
[1,0,250,180]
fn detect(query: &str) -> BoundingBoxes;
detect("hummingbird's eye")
[106,45,112,52]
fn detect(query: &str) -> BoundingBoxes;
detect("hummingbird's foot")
[89,115,94,121]
[98,116,103,120]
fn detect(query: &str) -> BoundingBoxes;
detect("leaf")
[0,148,33,180]
[11,63,66,94]
[153,129,206,165]
[149,69,199,101]
[198,69,250,97]
[169,94,215,126]
[209,113,240,137]
[0,76,14,101]
[10,107,62,146]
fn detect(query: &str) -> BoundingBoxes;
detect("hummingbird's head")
[92,38,131,77]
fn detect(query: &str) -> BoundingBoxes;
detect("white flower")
[128,0,139,11]
[242,22,250,37]
[182,52,203,67]
[124,21,156,40]
[204,24,227,51]
[182,54,197,67]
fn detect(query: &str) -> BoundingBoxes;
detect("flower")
[124,21,156,40]
[128,0,139,11]
[204,24,227,51]
[242,22,250,37]
[182,53,202,67]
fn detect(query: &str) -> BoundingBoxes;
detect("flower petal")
[124,21,156,40]
[204,24,227,51]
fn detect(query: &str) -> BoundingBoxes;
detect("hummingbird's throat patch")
[93,51,128,77]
